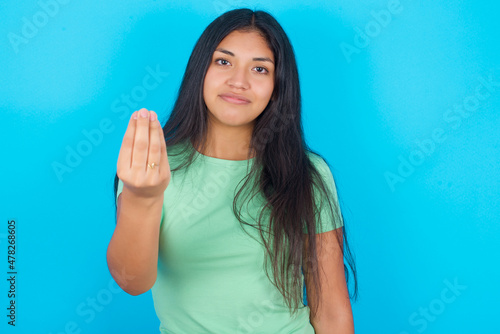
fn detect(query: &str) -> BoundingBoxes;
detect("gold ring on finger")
[148,162,159,169]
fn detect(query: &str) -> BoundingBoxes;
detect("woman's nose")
[227,67,249,89]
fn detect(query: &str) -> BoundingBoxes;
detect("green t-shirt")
[115,140,343,333]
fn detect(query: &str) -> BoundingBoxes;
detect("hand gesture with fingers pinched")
[117,108,171,199]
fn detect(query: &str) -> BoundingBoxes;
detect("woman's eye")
[254,66,269,74]
[215,58,230,66]
[214,58,268,74]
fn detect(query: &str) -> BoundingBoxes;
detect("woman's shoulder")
[305,150,338,194]
[306,150,330,174]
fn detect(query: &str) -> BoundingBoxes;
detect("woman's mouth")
[219,94,251,105]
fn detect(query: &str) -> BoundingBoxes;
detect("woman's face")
[203,30,275,131]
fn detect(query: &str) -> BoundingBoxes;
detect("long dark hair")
[113,8,358,319]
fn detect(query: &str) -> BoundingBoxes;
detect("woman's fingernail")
[150,112,156,121]
[140,109,149,118]
[133,111,138,119]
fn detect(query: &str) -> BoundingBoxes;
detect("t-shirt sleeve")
[303,154,344,234]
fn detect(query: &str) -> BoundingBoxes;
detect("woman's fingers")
[117,108,171,198]
[147,111,161,175]
[117,110,138,173]
[131,108,150,171]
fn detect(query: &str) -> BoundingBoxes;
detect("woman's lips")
[219,95,251,105]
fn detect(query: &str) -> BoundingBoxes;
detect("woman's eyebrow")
[215,48,274,64]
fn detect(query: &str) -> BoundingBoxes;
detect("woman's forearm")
[312,313,355,334]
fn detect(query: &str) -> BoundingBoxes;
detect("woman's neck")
[193,124,256,160]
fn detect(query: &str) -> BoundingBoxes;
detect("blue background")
[1,0,499,333]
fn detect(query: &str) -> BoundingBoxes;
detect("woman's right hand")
[117,108,170,199]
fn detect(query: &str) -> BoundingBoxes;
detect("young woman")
[107,8,357,334]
